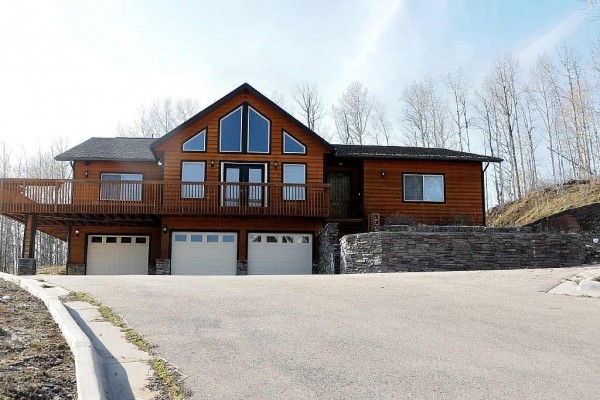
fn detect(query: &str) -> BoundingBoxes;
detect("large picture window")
[181,162,206,199]
[403,174,445,202]
[283,164,306,201]
[219,104,270,153]
[100,173,143,201]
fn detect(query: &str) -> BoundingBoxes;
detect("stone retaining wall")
[340,228,584,274]
[318,223,340,274]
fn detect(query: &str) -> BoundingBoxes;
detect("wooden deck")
[0,179,331,223]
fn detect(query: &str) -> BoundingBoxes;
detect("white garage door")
[87,235,149,275]
[247,233,313,275]
[171,232,237,275]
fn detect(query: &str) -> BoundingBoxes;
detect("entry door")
[328,172,352,218]
[223,164,265,207]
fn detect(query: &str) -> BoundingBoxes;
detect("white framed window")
[247,106,270,153]
[403,174,445,202]
[283,164,306,201]
[182,129,206,152]
[100,173,143,201]
[283,131,306,154]
[181,162,205,199]
[219,106,243,152]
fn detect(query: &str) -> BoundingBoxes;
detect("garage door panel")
[248,233,312,275]
[171,232,237,275]
[87,235,149,275]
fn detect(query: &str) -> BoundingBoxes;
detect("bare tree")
[445,68,471,151]
[371,100,394,145]
[332,82,373,145]
[293,82,324,132]
[119,97,201,138]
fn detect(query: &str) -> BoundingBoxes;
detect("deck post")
[16,214,37,275]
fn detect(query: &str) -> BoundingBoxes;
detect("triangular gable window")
[283,131,306,154]
[183,129,206,152]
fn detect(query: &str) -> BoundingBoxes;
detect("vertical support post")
[21,214,37,259]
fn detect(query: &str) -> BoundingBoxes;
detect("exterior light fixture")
[162,226,168,234]
[158,159,163,166]
[84,171,88,178]
[381,170,386,177]
[75,229,80,236]
[211,160,215,167]
[274,161,278,169]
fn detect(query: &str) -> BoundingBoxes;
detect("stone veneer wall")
[340,225,584,274]
[318,223,340,274]
[11,258,37,275]
[66,264,85,275]
[155,259,171,275]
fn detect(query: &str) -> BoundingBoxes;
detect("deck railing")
[0,179,330,218]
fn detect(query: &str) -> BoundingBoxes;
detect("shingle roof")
[55,137,157,162]
[333,144,502,162]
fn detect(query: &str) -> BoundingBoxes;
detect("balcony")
[0,179,331,223]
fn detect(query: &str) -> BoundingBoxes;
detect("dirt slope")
[487,180,600,232]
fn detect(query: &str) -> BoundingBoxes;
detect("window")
[207,235,218,243]
[120,237,132,244]
[250,235,261,243]
[282,236,294,243]
[219,104,270,153]
[283,131,306,154]
[174,234,187,242]
[106,236,117,243]
[191,235,203,242]
[283,164,306,200]
[182,129,206,152]
[91,236,102,243]
[222,235,235,243]
[219,106,243,152]
[298,236,310,244]
[135,237,147,244]
[248,107,270,153]
[100,173,143,201]
[266,235,278,243]
[403,174,445,202]
[181,162,205,199]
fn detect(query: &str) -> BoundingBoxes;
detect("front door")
[328,172,352,218]
[223,163,265,207]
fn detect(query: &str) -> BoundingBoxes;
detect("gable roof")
[150,82,334,151]
[55,137,157,162]
[333,144,502,163]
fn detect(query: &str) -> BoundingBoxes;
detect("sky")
[0,0,598,156]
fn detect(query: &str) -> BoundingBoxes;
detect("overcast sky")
[0,1,597,155]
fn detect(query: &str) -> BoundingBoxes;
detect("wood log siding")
[0,179,330,218]
[362,159,484,225]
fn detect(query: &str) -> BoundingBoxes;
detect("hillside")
[487,180,600,233]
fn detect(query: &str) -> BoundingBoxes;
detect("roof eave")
[54,156,158,162]
[334,154,503,163]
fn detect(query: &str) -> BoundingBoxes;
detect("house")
[0,83,501,275]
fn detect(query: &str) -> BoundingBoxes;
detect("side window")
[182,129,206,152]
[181,162,205,199]
[100,173,143,201]
[403,174,445,202]
[283,164,306,201]
[283,131,306,154]
[247,107,270,153]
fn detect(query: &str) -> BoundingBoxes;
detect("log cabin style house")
[0,83,501,275]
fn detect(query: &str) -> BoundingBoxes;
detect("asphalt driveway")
[44,268,600,399]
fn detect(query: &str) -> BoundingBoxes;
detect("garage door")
[87,235,149,275]
[247,233,313,275]
[171,232,237,275]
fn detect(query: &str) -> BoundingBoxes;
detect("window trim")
[282,163,307,201]
[180,161,206,199]
[402,173,446,203]
[99,172,143,201]
[247,105,271,154]
[282,130,306,155]
[182,128,207,152]
[218,106,244,153]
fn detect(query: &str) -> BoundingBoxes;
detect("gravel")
[0,280,76,399]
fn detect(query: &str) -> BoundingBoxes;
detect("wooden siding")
[152,91,330,187]
[68,226,161,265]
[161,216,323,260]
[363,159,484,225]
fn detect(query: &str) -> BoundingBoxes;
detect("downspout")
[482,162,490,226]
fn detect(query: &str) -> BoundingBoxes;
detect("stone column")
[156,259,171,275]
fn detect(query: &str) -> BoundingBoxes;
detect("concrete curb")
[0,273,108,400]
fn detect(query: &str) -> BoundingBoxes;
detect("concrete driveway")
[44,268,600,399]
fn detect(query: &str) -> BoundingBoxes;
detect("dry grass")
[37,265,66,275]
[487,180,600,227]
